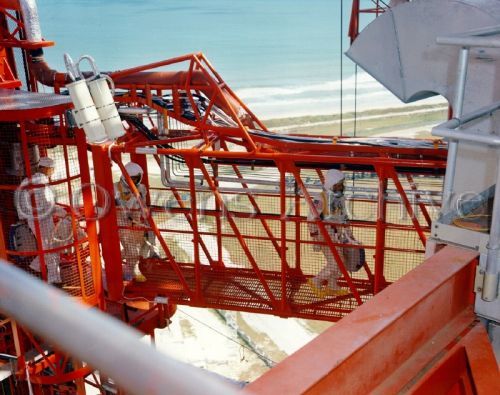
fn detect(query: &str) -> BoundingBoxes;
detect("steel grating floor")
[124,259,374,322]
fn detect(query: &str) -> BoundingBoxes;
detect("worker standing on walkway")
[307,169,350,297]
[15,156,64,284]
[114,162,147,282]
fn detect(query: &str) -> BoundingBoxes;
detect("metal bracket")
[154,296,169,304]
[475,265,485,294]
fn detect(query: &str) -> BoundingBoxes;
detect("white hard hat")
[124,162,143,177]
[38,157,55,168]
[324,169,345,190]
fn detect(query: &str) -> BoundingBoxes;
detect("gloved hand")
[125,196,139,210]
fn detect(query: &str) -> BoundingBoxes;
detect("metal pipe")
[441,47,469,213]
[160,154,192,189]
[119,147,448,170]
[437,25,500,47]
[160,157,282,195]
[432,100,500,133]
[483,154,500,301]
[439,24,500,40]
[19,0,42,42]
[18,0,70,86]
[214,176,442,196]
[433,128,500,146]
[160,155,441,206]
[437,36,500,48]
[0,263,237,395]
[163,157,442,195]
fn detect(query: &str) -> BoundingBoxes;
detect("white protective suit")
[114,178,147,280]
[307,189,349,295]
[15,173,64,283]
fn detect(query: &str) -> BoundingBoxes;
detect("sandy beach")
[263,103,448,138]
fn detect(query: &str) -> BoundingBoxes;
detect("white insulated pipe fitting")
[87,76,125,140]
[66,79,108,144]
[64,54,125,143]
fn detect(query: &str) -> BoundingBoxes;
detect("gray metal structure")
[346,0,500,360]
[347,0,500,197]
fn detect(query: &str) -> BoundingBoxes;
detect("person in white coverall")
[15,156,65,284]
[114,162,147,282]
[307,169,350,297]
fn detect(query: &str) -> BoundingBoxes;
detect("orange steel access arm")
[245,245,500,394]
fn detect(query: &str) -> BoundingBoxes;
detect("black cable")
[122,115,186,164]
[249,129,441,148]
[124,113,442,152]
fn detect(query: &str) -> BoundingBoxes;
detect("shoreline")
[261,103,448,138]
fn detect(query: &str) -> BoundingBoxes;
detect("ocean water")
[37,0,427,120]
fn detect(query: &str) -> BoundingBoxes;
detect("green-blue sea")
[38,0,401,119]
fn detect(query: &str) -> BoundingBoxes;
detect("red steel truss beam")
[0,5,54,49]
[0,1,20,9]
[388,167,427,246]
[244,245,500,394]
[349,0,388,43]
[114,146,446,170]
[410,323,500,394]
[109,54,259,150]
[407,173,433,227]
[91,145,124,301]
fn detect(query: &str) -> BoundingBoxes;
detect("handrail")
[432,100,500,146]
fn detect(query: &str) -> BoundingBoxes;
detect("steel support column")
[91,144,123,301]
[76,130,102,307]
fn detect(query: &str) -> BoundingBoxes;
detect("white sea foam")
[236,72,380,100]
[235,71,446,120]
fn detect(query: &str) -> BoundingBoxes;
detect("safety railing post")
[375,167,388,293]
[294,180,302,272]
[441,47,469,213]
[279,162,288,311]
[187,155,202,301]
[76,130,102,306]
